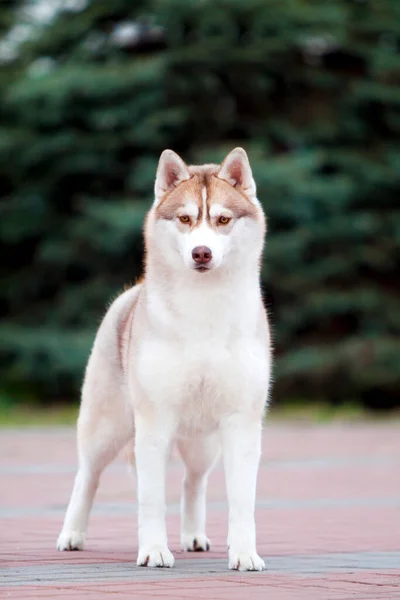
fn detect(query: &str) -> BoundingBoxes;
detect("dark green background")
[1,0,399,409]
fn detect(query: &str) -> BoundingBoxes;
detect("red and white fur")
[57,148,272,571]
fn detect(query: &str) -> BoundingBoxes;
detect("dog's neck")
[142,255,263,338]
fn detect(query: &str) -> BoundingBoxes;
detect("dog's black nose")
[192,246,212,264]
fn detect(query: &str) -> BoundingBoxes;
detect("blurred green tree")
[0,0,399,408]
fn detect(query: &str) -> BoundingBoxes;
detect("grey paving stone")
[1,496,400,519]
[2,552,400,586]
[1,455,399,475]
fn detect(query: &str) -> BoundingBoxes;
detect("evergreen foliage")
[0,0,399,407]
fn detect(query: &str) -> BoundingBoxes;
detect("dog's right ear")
[154,150,190,206]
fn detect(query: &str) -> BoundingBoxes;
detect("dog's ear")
[217,148,256,198]
[154,150,190,206]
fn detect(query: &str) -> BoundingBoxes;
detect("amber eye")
[218,215,231,225]
[179,215,191,224]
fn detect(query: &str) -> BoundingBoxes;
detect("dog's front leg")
[221,413,266,571]
[135,411,175,568]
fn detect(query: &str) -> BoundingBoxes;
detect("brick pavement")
[1,421,399,599]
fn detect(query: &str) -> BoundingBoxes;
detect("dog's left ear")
[154,149,190,206]
[217,148,256,198]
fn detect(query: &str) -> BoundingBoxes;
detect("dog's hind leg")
[177,433,220,552]
[57,386,133,551]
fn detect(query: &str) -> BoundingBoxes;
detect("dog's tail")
[122,440,135,471]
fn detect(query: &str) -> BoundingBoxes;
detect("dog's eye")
[179,215,191,224]
[218,216,231,225]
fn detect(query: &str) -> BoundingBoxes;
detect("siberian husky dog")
[57,148,272,571]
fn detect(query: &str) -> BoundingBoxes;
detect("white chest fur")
[128,272,271,436]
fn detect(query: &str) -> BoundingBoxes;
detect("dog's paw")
[229,550,265,571]
[181,533,211,552]
[57,530,86,551]
[137,546,174,568]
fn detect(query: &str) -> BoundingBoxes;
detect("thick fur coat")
[57,148,272,571]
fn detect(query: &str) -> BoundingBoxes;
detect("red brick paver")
[1,422,400,599]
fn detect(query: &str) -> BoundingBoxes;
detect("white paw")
[229,550,265,571]
[57,530,86,551]
[181,533,211,552]
[137,546,175,568]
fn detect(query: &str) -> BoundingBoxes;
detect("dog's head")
[146,148,265,275]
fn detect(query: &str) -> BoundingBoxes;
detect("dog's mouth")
[194,265,211,273]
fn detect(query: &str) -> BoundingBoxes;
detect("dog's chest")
[132,331,269,434]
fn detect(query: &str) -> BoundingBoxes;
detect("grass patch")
[268,400,398,423]
[0,396,397,428]
[0,403,78,427]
